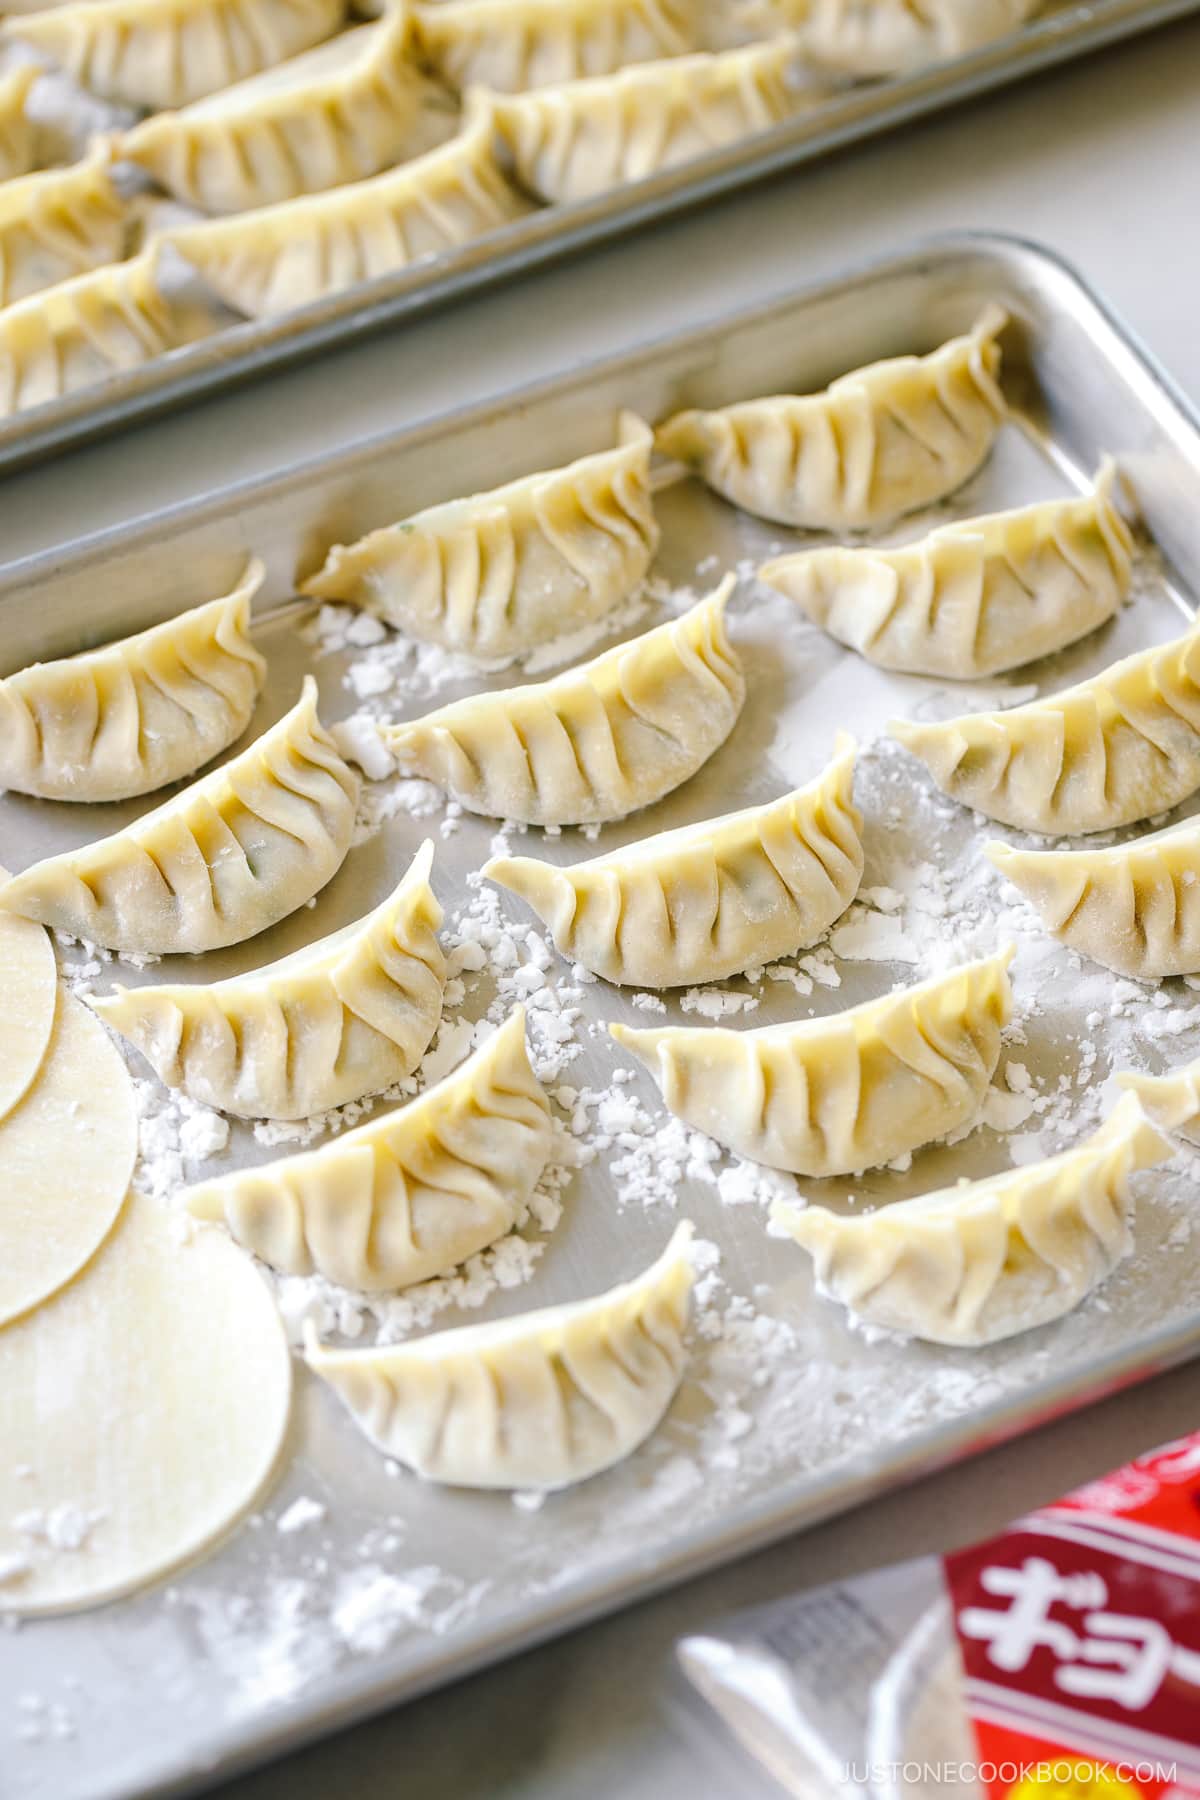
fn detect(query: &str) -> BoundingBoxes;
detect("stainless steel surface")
[6,234,1200,1800]
[0,0,1194,476]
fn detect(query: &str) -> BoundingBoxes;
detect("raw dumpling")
[484,734,862,986]
[305,1219,694,1487]
[0,66,40,184]
[161,106,529,319]
[300,413,659,657]
[380,579,745,825]
[119,12,452,215]
[3,0,346,110]
[771,1094,1169,1346]
[0,250,213,421]
[411,0,693,94]
[656,309,1007,531]
[1118,1059,1200,1146]
[611,950,1013,1175]
[0,675,359,953]
[736,0,1039,76]
[0,560,266,801]
[986,820,1200,979]
[759,462,1132,680]
[892,616,1200,834]
[186,1005,552,1289]
[90,840,445,1118]
[488,38,804,204]
[0,145,127,308]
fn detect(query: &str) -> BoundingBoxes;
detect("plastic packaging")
[679,1433,1200,1799]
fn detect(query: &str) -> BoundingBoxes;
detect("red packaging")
[680,1434,1200,1800]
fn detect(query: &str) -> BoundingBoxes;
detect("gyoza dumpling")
[119,12,452,215]
[301,413,658,657]
[0,676,359,953]
[611,950,1013,1176]
[380,579,745,825]
[0,66,39,184]
[1118,1059,1200,1146]
[986,820,1200,979]
[411,0,692,94]
[0,561,266,802]
[3,0,346,110]
[304,1218,693,1487]
[771,1094,1169,1346]
[656,309,1007,531]
[186,1006,551,1288]
[736,0,1038,76]
[484,734,861,986]
[0,250,213,421]
[0,146,128,308]
[488,38,804,204]
[90,841,444,1118]
[759,463,1132,680]
[161,107,529,319]
[892,617,1200,834]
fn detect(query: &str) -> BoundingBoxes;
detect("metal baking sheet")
[6,232,1200,1800]
[0,0,1196,476]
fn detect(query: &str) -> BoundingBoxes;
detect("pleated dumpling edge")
[380,576,745,825]
[303,1218,695,1488]
[0,674,359,953]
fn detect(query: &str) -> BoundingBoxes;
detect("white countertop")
[11,14,1200,1795]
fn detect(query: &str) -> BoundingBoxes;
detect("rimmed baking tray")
[6,232,1200,1800]
[0,0,1197,477]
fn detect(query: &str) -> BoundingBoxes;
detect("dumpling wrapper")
[0,868,57,1126]
[305,1220,694,1489]
[0,986,137,1325]
[0,1190,291,1613]
[410,0,694,94]
[91,840,446,1120]
[0,675,359,954]
[119,12,454,215]
[161,105,529,321]
[0,560,266,802]
[488,38,807,205]
[736,0,1040,76]
[380,579,745,825]
[186,1005,552,1289]
[611,950,1013,1176]
[656,308,1007,531]
[1118,1060,1200,1147]
[3,0,346,111]
[0,249,214,422]
[987,818,1200,979]
[485,734,862,986]
[301,413,659,658]
[0,143,127,308]
[759,462,1133,680]
[771,1094,1169,1346]
[893,615,1200,834]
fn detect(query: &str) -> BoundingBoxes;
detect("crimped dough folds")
[611,950,1014,1175]
[380,580,745,825]
[186,1006,551,1289]
[90,841,445,1119]
[485,734,861,985]
[772,1095,1169,1346]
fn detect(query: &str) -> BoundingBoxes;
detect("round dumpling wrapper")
[0,1192,292,1613]
[0,985,138,1326]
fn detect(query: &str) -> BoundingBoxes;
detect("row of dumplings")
[1,308,1191,983]
[0,0,1044,417]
